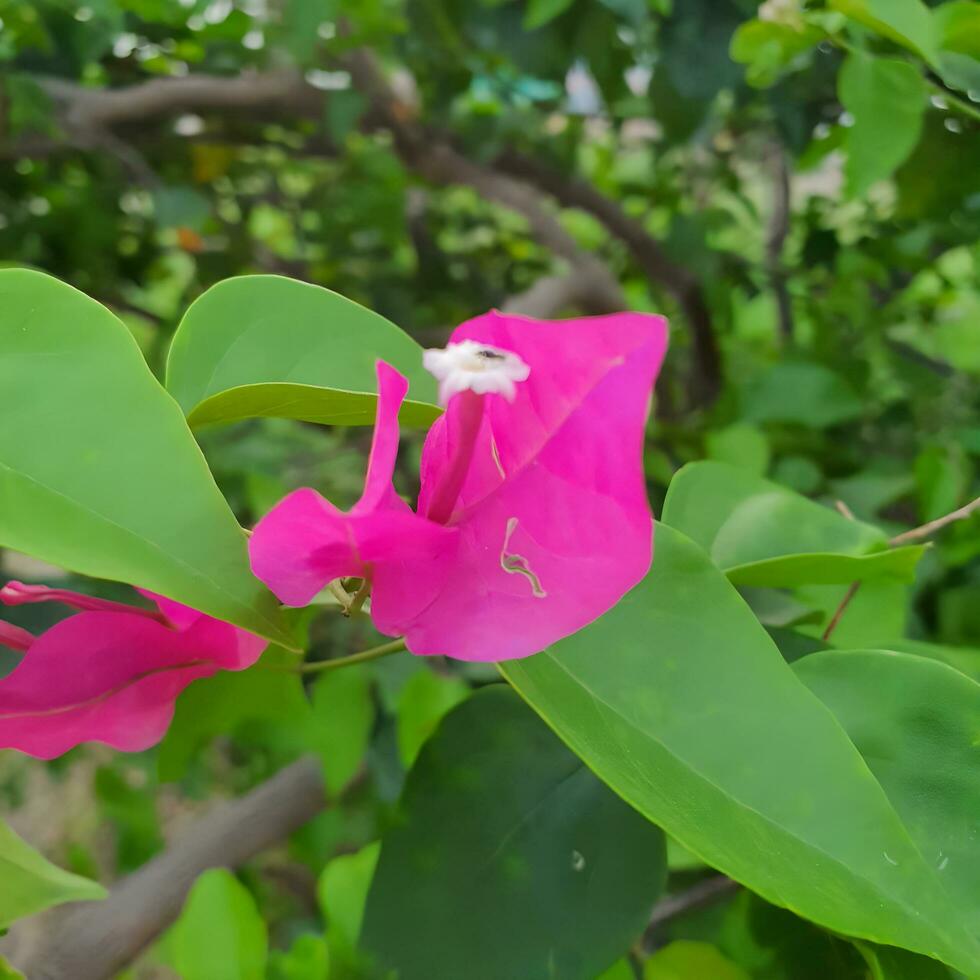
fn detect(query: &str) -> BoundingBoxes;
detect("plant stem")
[926,81,980,124]
[822,581,862,641]
[295,637,407,673]
[889,495,980,545]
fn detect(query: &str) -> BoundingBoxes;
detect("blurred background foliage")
[0,0,978,977]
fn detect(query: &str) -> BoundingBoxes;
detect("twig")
[0,756,329,980]
[294,637,407,673]
[834,499,855,521]
[641,875,739,950]
[889,495,980,545]
[822,581,862,642]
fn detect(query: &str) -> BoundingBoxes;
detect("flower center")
[423,340,530,406]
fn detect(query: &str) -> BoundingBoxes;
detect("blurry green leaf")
[796,650,980,956]
[730,20,821,88]
[772,456,823,495]
[0,819,105,930]
[938,583,980,645]
[854,939,956,979]
[158,649,310,782]
[363,687,667,980]
[831,0,939,63]
[172,869,267,980]
[597,961,635,980]
[880,638,980,682]
[326,89,368,143]
[501,525,980,974]
[914,443,969,521]
[740,362,863,428]
[797,581,909,649]
[280,0,332,62]
[395,668,469,767]
[705,423,769,476]
[662,462,923,587]
[152,186,211,231]
[310,664,375,794]
[523,0,576,30]
[839,52,927,197]
[935,0,980,56]
[645,940,750,980]
[166,276,439,429]
[267,934,330,980]
[0,269,290,645]
[0,957,24,980]
[317,842,380,973]
[94,766,163,871]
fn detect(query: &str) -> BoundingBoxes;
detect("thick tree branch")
[494,148,722,405]
[0,756,327,980]
[340,47,626,315]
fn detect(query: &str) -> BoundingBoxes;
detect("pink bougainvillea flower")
[0,581,266,759]
[250,310,668,661]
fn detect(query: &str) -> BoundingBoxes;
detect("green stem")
[926,81,980,124]
[295,638,407,673]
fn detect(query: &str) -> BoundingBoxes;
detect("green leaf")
[395,668,469,767]
[795,649,980,940]
[854,940,956,979]
[935,0,980,56]
[662,462,924,587]
[157,649,311,781]
[831,0,939,64]
[0,818,106,930]
[0,269,291,644]
[171,869,267,980]
[317,841,379,973]
[267,934,329,980]
[644,940,750,980]
[523,0,576,30]
[876,637,980,682]
[362,687,666,980]
[0,955,25,980]
[166,275,439,429]
[730,20,822,88]
[740,362,863,428]
[704,423,770,476]
[501,525,980,974]
[309,664,375,794]
[839,52,927,198]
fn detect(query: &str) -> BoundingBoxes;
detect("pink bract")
[249,310,668,662]
[0,582,266,759]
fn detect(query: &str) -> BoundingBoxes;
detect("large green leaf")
[662,462,924,587]
[0,818,106,929]
[832,0,939,64]
[171,869,267,980]
[838,52,927,198]
[165,275,440,429]
[795,650,980,937]
[361,686,666,980]
[501,525,980,974]
[0,269,290,643]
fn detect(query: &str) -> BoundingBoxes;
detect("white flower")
[423,340,530,406]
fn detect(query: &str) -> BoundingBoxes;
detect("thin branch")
[889,495,980,545]
[822,581,862,642]
[294,637,407,673]
[642,875,739,950]
[493,147,722,406]
[0,756,330,980]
